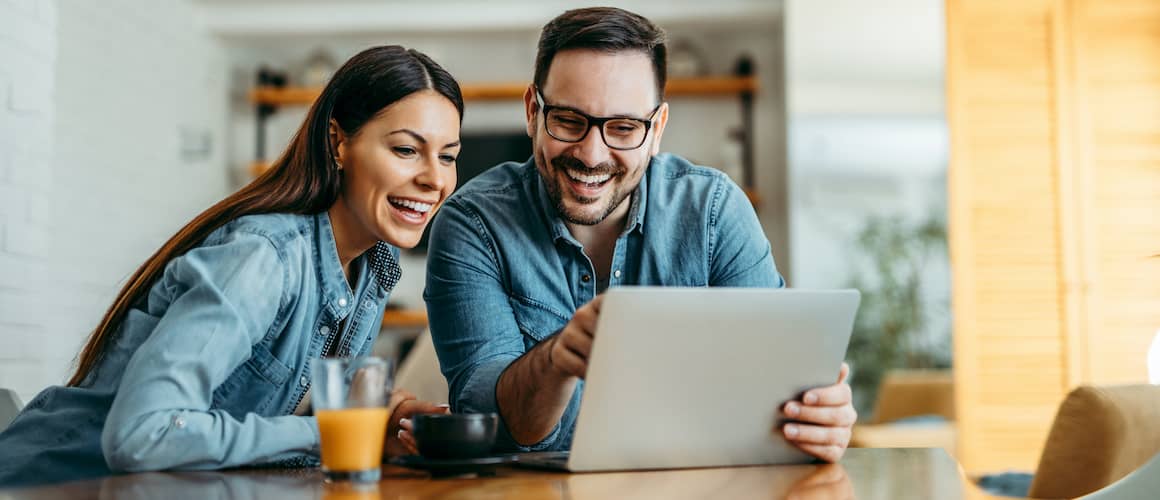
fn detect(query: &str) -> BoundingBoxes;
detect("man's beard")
[537,150,633,226]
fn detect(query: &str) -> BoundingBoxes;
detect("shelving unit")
[249,76,757,106]
[381,308,428,329]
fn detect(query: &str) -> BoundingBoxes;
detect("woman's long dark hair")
[67,46,464,386]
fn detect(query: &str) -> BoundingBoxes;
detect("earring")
[334,158,343,171]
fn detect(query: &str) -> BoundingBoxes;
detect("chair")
[1028,384,1160,499]
[0,387,23,432]
[849,370,957,457]
[394,330,448,404]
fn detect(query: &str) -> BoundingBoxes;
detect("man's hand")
[382,389,451,459]
[547,294,604,379]
[778,362,858,463]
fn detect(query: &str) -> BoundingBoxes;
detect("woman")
[0,45,461,486]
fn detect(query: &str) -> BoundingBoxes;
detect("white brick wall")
[0,0,58,403]
[0,0,230,402]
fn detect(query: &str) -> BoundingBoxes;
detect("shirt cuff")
[455,356,563,452]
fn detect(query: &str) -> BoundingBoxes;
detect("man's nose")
[569,125,612,168]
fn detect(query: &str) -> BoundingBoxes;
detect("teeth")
[390,198,433,213]
[567,172,612,184]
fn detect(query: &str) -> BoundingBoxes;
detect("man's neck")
[566,196,632,275]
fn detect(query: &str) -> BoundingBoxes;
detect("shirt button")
[581,274,591,283]
[320,325,331,335]
[338,298,348,308]
[172,416,186,429]
[300,375,309,386]
[613,270,622,279]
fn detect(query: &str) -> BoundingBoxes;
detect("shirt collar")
[315,212,401,312]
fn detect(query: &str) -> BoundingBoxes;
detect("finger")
[560,328,593,359]
[551,342,588,378]
[575,297,604,335]
[792,443,845,463]
[399,430,418,454]
[574,310,599,338]
[783,402,858,427]
[837,362,850,384]
[783,423,851,447]
[552,345,589,378]
[399,418,412,432]
[802,382,852,407]
[388,389,417,410]
[395,400,451,421]
[394,400,429,421]
[589,294,605,313]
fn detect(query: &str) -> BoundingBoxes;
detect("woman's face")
[332,90,461,249]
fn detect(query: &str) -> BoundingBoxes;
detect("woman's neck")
[327,201,375,280]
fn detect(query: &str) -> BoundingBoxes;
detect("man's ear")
[328,119,347,166]
[523,85,538,139]
[648,102,670,157]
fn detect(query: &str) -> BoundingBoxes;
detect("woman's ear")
[328,119,347,168]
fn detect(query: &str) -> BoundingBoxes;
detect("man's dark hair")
[534,7,668,103]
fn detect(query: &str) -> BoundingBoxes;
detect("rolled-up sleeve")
[102,231,318,472]
[424,201,565,451]
[708,175,786,288]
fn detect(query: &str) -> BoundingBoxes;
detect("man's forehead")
[541,49,658,116]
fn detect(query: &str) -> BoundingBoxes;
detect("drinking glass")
[312,356,395,483]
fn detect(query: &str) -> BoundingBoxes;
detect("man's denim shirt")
[0,212,400,486]
[424,153,785,452]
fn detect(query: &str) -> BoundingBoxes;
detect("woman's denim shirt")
[0,212,401,486]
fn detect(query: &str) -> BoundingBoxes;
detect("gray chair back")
[0,388,23,432]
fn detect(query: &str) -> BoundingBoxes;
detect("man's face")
[525,49,669,226]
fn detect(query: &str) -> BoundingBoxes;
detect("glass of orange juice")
[312,356,394,483]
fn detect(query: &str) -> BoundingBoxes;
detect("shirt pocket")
[211,343,293,417]
[508,295,571,348]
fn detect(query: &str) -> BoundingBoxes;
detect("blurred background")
[0,0,1156,485]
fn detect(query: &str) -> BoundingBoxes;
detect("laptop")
[517,286,860,472]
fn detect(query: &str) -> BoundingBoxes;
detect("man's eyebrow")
[549,103,651,121]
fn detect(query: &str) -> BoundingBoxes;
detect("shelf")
[382,308,427,329]
[249,161,270,177]
[249,76,758,106]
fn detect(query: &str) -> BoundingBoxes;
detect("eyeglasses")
[535,89,661,151]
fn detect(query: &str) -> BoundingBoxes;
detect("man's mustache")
[551,155,624,177]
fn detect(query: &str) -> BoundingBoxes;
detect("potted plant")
[845,215,951,416]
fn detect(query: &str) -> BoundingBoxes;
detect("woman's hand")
[382,389,451,459]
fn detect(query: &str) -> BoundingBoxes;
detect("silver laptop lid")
[567,287,859,472]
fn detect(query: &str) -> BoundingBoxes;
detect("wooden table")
[0,448,1015,499]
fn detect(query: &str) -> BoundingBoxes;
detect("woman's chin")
[378,226,424,249]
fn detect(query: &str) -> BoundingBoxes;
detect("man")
[424,7,856,462]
